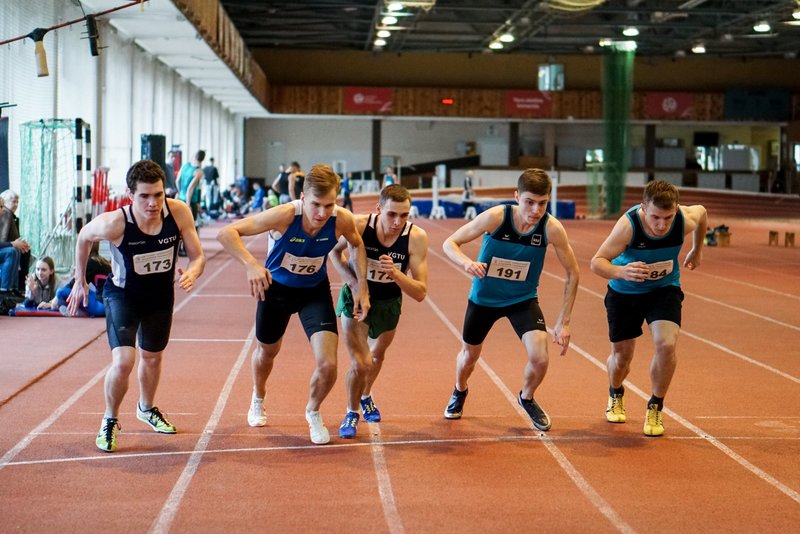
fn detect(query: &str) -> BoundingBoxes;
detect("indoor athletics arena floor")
[1,199,799,532]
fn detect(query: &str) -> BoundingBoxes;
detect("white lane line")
[428,246,800,506]
[566,341,800,505]
[6,432,799,469]
[692,271,800,300]
[0,365,109,471]
[679,330,800,385]
[150,327,255,534]
[368,423,405,534]
[688,292,800,332]
[423,294,635,534]
[538,270,800,384]
[169,338,249,343]
[0,249,246,470]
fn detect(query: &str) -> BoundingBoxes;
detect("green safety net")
[19,119,77,277]
[602,45,635,216]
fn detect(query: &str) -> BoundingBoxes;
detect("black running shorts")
[255,279,338,344]
[604,285,684,343]
[462,298,546,346]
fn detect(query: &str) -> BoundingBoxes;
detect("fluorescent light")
[387,2,403,11]
[377,30,391,38]
[499,33,515,43]
[753,21,770,33]
[382,16,398,25]
[691,42,706,53]
[489,41,503,50]
[374,38,387,47]
[622,26,639,37]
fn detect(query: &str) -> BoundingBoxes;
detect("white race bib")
[487,257,530,282]
[643,259,674,280]
[280,252,324,275]
[367,257,401,283]
[133,248,173,275]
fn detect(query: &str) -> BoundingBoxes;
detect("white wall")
[0,0,241,195]
[244,118,511,178]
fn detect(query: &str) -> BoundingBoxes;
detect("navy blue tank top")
[363,213,412,301]
[107,202,180,296]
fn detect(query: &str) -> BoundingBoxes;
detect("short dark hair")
[379,184,411,206]
[126,160,166,192]
[303,164,339,196]
[643,180,679,210]
[517,168,552,196]
[195,150,206,163]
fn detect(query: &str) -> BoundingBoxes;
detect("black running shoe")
[444,387,468,419]
[518,392,551,431]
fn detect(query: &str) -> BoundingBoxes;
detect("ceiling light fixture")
[499,33,515,43]
[377,30,391,38]
[489,41,503,50]
[753,20,771,33]
[691,42,706,54]
[382,16,398,25]
[622,26,639,37]
[387,2,404,11]
[374,38,387,47]
[794,9,800,20]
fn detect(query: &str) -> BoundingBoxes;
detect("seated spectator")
[240,181,266,214]
[1,189,31,290]
[0,195,27,297]
[222,183,244,216]
[22,257,59,310]
[56,241,111,317]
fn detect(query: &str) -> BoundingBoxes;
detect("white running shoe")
[248,398,267,427]
[305,410,330,444]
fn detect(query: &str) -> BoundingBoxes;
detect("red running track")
[1,209,799,532]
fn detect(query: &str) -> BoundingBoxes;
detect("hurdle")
[768,230,779,246]
[786,232,795,247]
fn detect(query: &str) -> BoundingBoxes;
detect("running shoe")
[339,411,360,439]
[96,417,121,453]
[444,387,468,419]
[360,396,382,422]
[248,397,267,427]
[518,392,552,431]
[305,410,330,444]
[643,403,664,436]
[136,405,177,434]
[606,394,626,423]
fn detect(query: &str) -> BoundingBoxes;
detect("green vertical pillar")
[602,43,635,215]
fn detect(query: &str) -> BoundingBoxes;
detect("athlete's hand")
[378,254,397,280]
[465,261,487,278]
[351,282,370,322]
[66,280,89,316]
[684,248,702,270]
[245,261,271,301]
[176,267,198,292]
[618,261,649,282]
[552,324,571,356]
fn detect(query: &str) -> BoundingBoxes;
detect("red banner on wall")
[645,92,694,119]
[505,90,553,117]
[343,87,393,113]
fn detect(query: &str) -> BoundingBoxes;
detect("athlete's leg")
[137,348,164,409]
[455,342,483,391]
[520,330,549,399]
[103,346,136,418]
[307,330,339,412]
[341,315,371,412]
[252,339,281,399]
[648,320,680,398]
[364,328,397,396]
[608,339,636,389]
